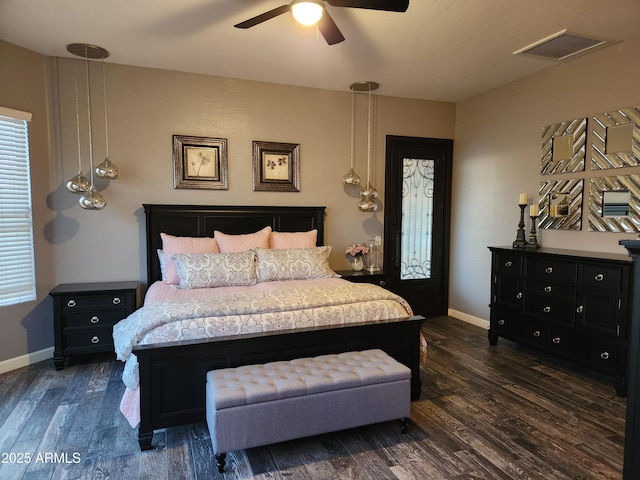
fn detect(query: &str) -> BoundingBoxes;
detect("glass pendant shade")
[66,172,91,193]
[358,194,378,212]
[79,185,106,209]
[95,156,119,179]
[359,182,378,199]
[342,168,361,186]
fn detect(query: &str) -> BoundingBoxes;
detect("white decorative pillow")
[255,246,338,282]
[171,251,257,289]
[214,226,272,253]
[269,229,317,249]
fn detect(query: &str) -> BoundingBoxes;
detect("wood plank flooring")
[0,316,625,479]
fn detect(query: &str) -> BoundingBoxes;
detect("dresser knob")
[552,337,561,344]
[91,336,100,344]
[533,330,541,337]
[90,316,100,324]
[379,280,386,286]
[544,286,552,293]
[498,319,505,326]
[601,352,610,360]
[112,297,121,305]
[67,299,76,308]
[505,261,513,267]
[595,273,604,282]
[545,267,553,274]
[543,306,551,313]
[576,305,584,314]
[516,292,523,299]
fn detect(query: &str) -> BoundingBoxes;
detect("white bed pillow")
[269,229,317,249]
[255,246,338,282]
[171,251,257,289]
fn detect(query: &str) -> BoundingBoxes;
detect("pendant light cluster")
[342,81,379,212]
[65,43,119,210]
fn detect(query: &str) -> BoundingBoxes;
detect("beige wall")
[1,39,456,364]
[450,35,640,322]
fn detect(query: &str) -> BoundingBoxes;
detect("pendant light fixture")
[95,57,120,179]
[342,89,361,186]
[352,81,379,212]
[66,43,113,210]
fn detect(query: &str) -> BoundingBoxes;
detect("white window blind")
[0,107,36,307]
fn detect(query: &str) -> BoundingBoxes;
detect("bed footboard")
[134,315,425,450]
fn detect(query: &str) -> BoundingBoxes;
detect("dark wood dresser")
[488,246,632,395]
[51,281,139,369]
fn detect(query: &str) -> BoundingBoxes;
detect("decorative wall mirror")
[538,178,583,230]
[541,117,587,175]
[589,176,640,232]
[592,106,640,169]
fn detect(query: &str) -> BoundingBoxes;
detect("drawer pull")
[544,286,552,293]
[595,273,604,282]
[67,299,76,308]
[498,319,505,326]
[552,337,561,344]
[576,305,584,314]
[90,316,100,324]
[545,267,553,274]
[112,297,121,305]
[505,261,513,267]
[543,306,551,313]
[533,330,541,337]
[516,292,523,299]
[91,336,100,344]
[379,280,386,286]
[601,352,610,360]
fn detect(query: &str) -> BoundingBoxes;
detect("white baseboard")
[0,347,54,375]
[447,309,490,330]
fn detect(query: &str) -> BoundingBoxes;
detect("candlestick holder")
[527,215,540,249]
[513,204,528,248]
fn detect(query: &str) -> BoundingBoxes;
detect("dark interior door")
[383,135,453,316]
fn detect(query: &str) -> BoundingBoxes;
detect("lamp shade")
[291,1,324,25]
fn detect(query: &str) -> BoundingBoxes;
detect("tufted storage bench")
[206,349,411,473]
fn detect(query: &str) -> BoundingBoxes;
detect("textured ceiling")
[1,0,639,102]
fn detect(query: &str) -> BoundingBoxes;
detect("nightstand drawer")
[61,293,127,311]
[64,330,114,351]
[63,309,126,329]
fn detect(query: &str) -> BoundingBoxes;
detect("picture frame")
[173,135,228,190]
[252,140,300,192]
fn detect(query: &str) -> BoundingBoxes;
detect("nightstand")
[50,281,139,370]
[336,270,393,289]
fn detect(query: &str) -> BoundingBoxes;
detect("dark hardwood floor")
[0,316,625,479]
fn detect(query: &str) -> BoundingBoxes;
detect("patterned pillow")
[255,246,338,282]
[160,233,220,285]
[269,229,317,249]
[171,251,257,289]
[214,226,272,253]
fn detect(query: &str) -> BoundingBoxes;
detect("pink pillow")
[270,230,317,249]
[214,226,272,253]
[160,233,220,285]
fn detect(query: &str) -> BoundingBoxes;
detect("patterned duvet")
[113,278,415,427]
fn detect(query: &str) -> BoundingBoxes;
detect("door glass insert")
[401,157,434,280]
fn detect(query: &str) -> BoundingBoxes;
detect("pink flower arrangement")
[345,243,369,258]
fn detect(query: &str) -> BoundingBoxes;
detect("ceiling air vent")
[514,30,614,61]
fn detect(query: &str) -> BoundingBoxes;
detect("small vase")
[350,256,364,271]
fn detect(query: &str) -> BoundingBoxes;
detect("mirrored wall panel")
[592,106,640,169]
[589,175,640,232]
[541,118,587,175]
[538,178,583,230]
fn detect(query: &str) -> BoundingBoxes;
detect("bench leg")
[215,453,226,473]
[400,417,408,434]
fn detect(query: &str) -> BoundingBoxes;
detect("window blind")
[0,107,36,307]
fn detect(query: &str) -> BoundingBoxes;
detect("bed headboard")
[143,204,326,284]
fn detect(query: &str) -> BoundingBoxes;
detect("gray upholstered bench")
[205,349,411,473]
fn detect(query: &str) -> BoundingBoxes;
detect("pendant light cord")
[102,58,109,158]
[350,91,356,170]
[366,86,372,186]
[84,47,95,186]
[73,55,82,175]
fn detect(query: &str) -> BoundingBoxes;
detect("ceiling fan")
[234,0,409,45]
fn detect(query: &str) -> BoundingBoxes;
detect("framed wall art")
[252,140,300,192]
[173,135,228,190]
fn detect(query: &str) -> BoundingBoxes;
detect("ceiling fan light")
[291,1,324,26]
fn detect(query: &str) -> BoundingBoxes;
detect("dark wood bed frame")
[134,204,425,450]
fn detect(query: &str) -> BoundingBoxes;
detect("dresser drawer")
[495,251,523,275]
[524,278,576,298]
[64,329,114,352]
[493,306,545,346]
[61,292,127,311]
[580,263,623,291]
[63,309,126,329]
[525,258,577,283]
[548,324,618,374]
[524,293,575,324]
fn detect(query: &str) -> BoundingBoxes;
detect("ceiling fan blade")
[326,0,409,12]
[318,10,345,45]
[234,4,291,29]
